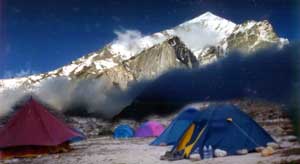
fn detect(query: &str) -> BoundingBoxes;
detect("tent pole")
[231,121,259,147]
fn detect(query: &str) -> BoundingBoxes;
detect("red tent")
[0,98,83,158]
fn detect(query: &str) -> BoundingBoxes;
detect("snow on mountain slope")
[43,12,237,79]
[170,12,236,53]
[109,12,236,59]
[0,78,27,90]
[0,12,288,92]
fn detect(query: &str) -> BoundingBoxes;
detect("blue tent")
[113,124,134,139]
[69,128,86,142]
[171,104,274,157]
[151,108,201,145]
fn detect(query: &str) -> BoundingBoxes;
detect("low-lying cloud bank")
[0,43,299,120]
[124,43,300,118]
[0,76,146,119]
[0,87,28,116]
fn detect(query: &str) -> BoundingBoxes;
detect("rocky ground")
[1,99,300,164]
[66,99,295,139]
[2,137,300,164]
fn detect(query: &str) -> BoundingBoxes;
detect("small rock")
[255,146,265,152]
[236,149,248,155]
[271,127,284,135]
[189,153,201,161]
[261,147,275,157]
[214,149,227,157]
[77,119,88,124]
[285,129,295,135]
[280,141,293,148]
[283,135,298,142]
[54,154,60,159]
[267,142,280,149]
[159,143,167,146]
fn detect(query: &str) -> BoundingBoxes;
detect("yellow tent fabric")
[177,123,195,151]
[174,124,207,158]
[183,125,207,157]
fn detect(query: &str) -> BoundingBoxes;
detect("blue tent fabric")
[113,124,134,139]
[69,128,86,143]
[172,104,274,156]
[151,108,201,145]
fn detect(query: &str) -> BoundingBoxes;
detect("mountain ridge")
[0,12,288,91]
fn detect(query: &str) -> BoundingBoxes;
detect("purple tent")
[135,121,165,137]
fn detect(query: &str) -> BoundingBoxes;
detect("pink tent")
[135,121,164,137]
[0,98,83,148]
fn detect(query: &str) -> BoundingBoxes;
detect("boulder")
[267,142,280,149]
[236,149,248,155]
[255,146,265,152]
[189,153,201,161]
[261,147,275,157]
[214,149,227,157]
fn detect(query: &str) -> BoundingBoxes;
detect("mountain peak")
[189,11,220,21]
[0,12,288,93]
[181,11,235,26]
[108,11,237,60]
[201,11,215,16]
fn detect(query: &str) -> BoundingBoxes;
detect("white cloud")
[0,87,28,116]
[173,24,220,52]
[110,29,167,59]
[111,29,144,56]
[109,25,222,60]
[0,76,135,118]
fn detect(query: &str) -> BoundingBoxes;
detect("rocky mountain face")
[197,20,288,65]
[0,12,288,91]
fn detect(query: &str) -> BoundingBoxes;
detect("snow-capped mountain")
[0,12,288,91]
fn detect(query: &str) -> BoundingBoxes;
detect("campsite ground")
[1,99,300,164]
[2,137,300,164]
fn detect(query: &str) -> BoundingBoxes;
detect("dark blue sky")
[0,0,299,78]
